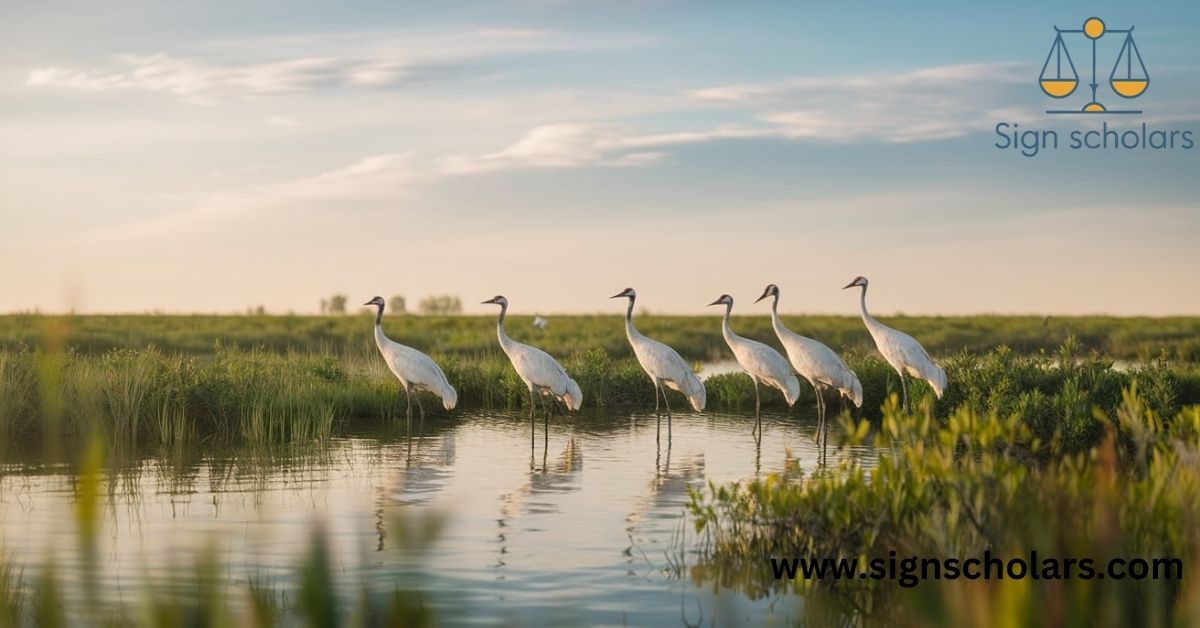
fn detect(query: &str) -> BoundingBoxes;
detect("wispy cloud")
[691,62,1037,142]
[24,27,650,104]
[440,123,671,173]
[87,153,422,241]
[26,54,478,103]
[83,70,1043,240]
[265,115,301,128]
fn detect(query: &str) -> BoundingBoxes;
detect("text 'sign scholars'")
[995,122,1194,157]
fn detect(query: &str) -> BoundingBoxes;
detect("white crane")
[755,284,862,437]
[481,296,583,436]
[363,296,457,428]
[708,294,800,431]
[843,276,946,413]
[611,288,705,440]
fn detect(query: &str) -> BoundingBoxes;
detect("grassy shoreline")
[3,313,1199,362]
[1,314,1198,447]
[1,340,1198,449]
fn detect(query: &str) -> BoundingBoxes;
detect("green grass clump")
[687,387,1200,627]
[1,336,1198,450]
[3,313,1199,363]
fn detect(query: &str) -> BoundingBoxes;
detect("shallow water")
[0,409,878,626]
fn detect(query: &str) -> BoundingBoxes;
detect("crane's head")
[481,295,508,307]
[754,284,779,303]
[610,287,636,300]
[363,296,385,307]
[707,294,733,307]
[843,276,868,290]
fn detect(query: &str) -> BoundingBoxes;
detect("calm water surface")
[0,410,879,626]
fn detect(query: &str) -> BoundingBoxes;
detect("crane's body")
[364,297,457,427]
[709,294,800,431]
[612,288,705,440]
[483,296,583,418]
[756,284,861,441]
[843,277,946,413]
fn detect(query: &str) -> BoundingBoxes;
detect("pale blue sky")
[1,1,1198,315]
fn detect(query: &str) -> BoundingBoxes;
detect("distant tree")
[328,294,348,315]
[253,305,265,316]
[388,295,408,315]
[320,299,328,314]
[418,295,463,315]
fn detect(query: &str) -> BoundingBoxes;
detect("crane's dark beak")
[707,298,723,307]
[842,281,857,290]
[610,292,625,299]
[363,300,373,306]
[480,298,496,305]
[754,289,771,303]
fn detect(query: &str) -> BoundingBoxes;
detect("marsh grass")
[0,351,37,439]
[687,387,1200,626]
[1,336,1198,450]
[0,555,21,628]
[3,313,1199,363]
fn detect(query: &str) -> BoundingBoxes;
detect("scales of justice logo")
[1039,17,1148,114]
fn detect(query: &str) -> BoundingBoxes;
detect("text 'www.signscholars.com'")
[772,551,1183,588]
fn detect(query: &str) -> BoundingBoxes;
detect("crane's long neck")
[372,303,387,348]
[495,303,515,353]
[768,293,787,337]
[857,285,882,332]
[720,301,739,345]
[623,296,643,342]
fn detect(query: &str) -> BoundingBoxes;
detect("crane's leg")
[402,384,413,432]
[899,373,911,414]
[529,386,537,456]
[814,385,824,442]
[662,385,673,441]
[415,393,425,427]
[820,387,828,436]
[821,389,829,460]
[654,381,662,444]
[753,378,762,434]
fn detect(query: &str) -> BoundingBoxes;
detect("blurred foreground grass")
[0,431,446,628]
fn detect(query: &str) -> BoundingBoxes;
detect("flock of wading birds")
[363,276,948,441]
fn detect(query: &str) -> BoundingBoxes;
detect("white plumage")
[482,296,583,415]
[756,284,862,435]
[708,294,800,427]
[843,276,947,412]
[611,288,705,437]
[363,297,457,425]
